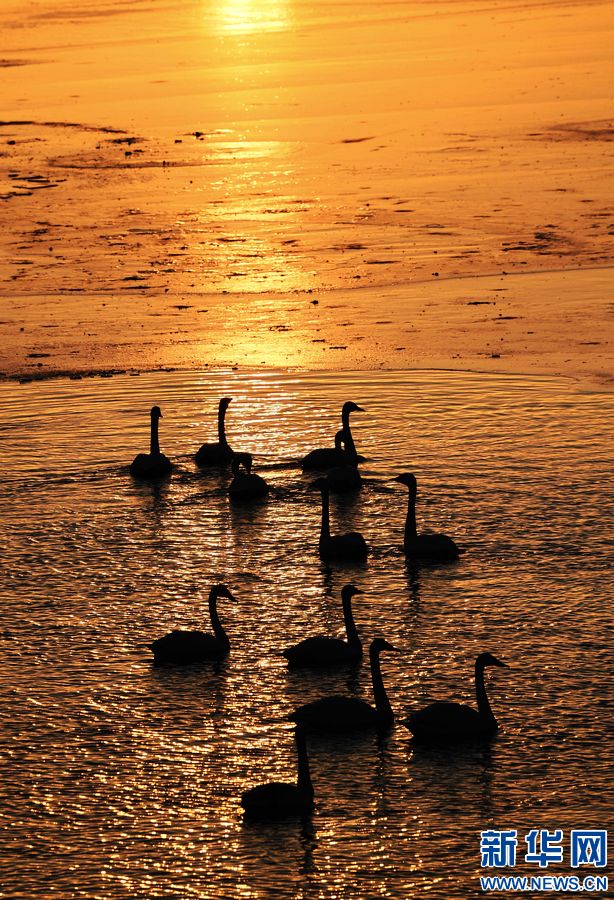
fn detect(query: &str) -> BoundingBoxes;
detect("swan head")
[341,583,362,601]
[211,584,236,602]
[342,401,364,416]
[334,430,345,451]
[477,652,508,669]
[219,397,233,410]
[231,452,253,475]
[370,638,397,655]
[150,406,163,419]
[394,473,417,492]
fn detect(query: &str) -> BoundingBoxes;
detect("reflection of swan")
[313,477,368,560]
[327,432,362,492]
[229,452,269,501]
[302,401,364,469]
[402,653,508,742]
[395,473,459,561]
[130,406,173,479]
[241,727,314,818]
[195,398,233,467]
[149,584,235,665]
[288,639,397,731]
[283,584,362,668]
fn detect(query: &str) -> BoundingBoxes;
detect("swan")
[149,584,235,665]
[283,584,362,668]
[129,406,173,479]
[229,452,269,501]
[395,473,460,561]
[326,431,363,493]
[241,726,314,818]
[288,638,397,731]
[313,477,368,560]
[301,401,364,469]
[195,397,234,467]
[402,652,508,743]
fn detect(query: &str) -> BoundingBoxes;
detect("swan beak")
[355,405,365,412]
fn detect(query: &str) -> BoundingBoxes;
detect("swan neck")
[342,595,360,647]
[319,487,330,541]
[475,660,495,723]
[217,403,228,446]
[296,732,313,796]
[209,590,229,646]
[150,414,160,456]
[370,647,394,722]
[404,489,417,546]
[341,409,357,460]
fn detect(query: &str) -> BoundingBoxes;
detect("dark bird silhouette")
[327,432,362,492]
[241,726,314,818]
[313,477,368,560]
[229,452,269,501]
[395,473,460,561]
[301,401,364,469]
[149,584,235,665]
[195,397,234,467]
[288,638,397,731]
[283,584,362,668]
[402,652,508,743]
[129,406,173,480]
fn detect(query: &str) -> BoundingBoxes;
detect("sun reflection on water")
[210,0,292,35]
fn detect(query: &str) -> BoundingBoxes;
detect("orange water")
[1,369,611,898]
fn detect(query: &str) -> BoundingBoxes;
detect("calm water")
[0,369,612,899]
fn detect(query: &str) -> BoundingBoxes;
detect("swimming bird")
[326,432,362,492]
[288,638,397,731]
[149,584,235,665]
[195,397,233,467]
[283,584,363,668]
[129,405,173,479]
[301,401,364,469]
[402,652,508,743]
[313,477,368,560]
[228,452,269,501]
[240,726,314,818]
[394,473,460,561]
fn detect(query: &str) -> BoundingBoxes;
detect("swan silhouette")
[283,584,362,668]
[288,638,397,731]
[129,406,173,479]
[229,452,269,501]
[149,584,235,665]
[195,398,234,467]
[241,726,314,818]
[402,652,508,742]
[302,401,364,469]
[326,432,362,492]
[395,473,460,561]
[313,477,368,560]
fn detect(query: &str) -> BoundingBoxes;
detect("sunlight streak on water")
[0,369,612,898]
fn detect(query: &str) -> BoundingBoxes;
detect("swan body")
[130,406,173,479]
[283,584,362,668]
[395,473,460,561]
[241,727,314,818]
[302,401,364,469]
[403,652,508,743]
[326,432,362,493]
[313,477,368,561]
[150,584,235,665]
[288,638,396,731]
[229,453,269,501]
[195,397,234,467]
